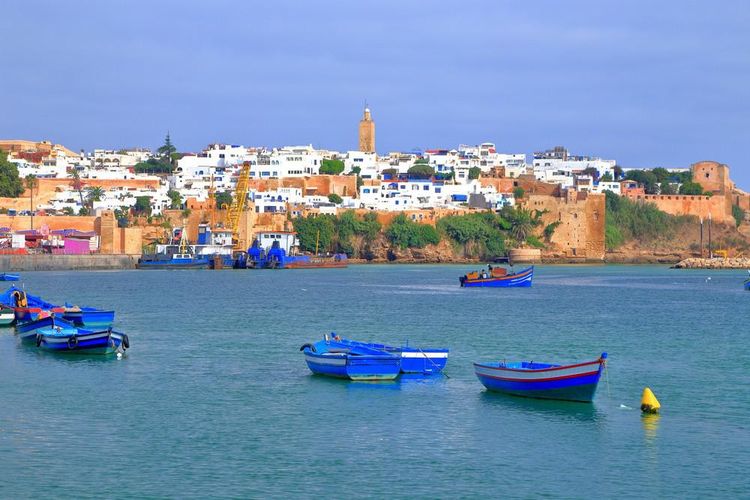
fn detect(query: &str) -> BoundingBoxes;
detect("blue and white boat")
[300,336,401,381]
[460,266,533,288]
[331,335,449,375]
[16,315,77,342]
[744,271,750,291]
[0,273,20,281]
[62,304,115,328]
[36,325,129,355]
[474,353,607,402]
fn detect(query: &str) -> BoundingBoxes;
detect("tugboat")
[137,227,211,269]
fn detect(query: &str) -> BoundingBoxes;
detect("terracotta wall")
[692,161,733,194]
[0,214,97,232]
[525,192,605,260]
[623,193,732,223]
[247,175,357,198]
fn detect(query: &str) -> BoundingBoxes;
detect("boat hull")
[460,267,533,288]
[474,355,606,403]
[0,273,20,281]
[303,349,401,380]
[37,329,128,355]
[16,316,77,341]
[333,338,449,375]
[62,307,115,328]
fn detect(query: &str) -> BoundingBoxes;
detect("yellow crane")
[226,161,251,250]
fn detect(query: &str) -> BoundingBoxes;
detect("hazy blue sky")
[3,1,749,187]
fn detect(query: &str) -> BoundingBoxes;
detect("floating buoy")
[640,387,661,414]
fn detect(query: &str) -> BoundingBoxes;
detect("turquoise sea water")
[0,265,748,498]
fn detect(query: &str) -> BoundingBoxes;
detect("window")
[435,188,441,193]
[423,185,429,191]
[363,188,370,193]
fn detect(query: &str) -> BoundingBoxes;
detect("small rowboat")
[460,266,533,288]
[0,305,15,326]
[300,336,401,381]
[16,315,77,341]
[474,353,607,402]
[62,304,115,328]
[0,273,20,281]
[331,335,449,375]
[36,325,129,355]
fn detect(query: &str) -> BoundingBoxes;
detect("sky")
[2,1,749,188]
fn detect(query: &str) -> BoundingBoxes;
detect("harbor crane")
[226,161,251,250]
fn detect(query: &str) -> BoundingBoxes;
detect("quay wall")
[0,254,138,271]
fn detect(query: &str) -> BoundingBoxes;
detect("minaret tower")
[358,103,375,153]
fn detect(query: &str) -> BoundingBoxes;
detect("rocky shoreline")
[671,257,750,269]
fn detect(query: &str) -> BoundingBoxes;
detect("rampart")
[623,193,732,223]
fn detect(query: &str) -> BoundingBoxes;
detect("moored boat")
[300,336,401,381]
[16,315,77,341]
[62,304,115,328]
[0,273,20,281]
[331,335,449,375]
[460,266,533,288]
[474,353,607,402]
[0,286,65,322]
[0,305,15,325]
[36,326,129,355]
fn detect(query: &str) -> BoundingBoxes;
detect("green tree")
[70,169,86,209]
[85,186,105,210]
[625,170,659,194]
[600,172,613,182]
[385,213,440,249]
[134,158,172,174]
[679,182,704,195]
[613,165,624,180]
[503,206,541,243]
[134,196,152,215]
[581,167,599,178]
[407,164,435,179]
[732,205,746,227]
[652,167,671,184]
[414,158,429,165]
[659,182,676,195]
[513,186,525,199]
[157,132,176,161]
[350,166,361,175]
[214,191,233,209]
[328,193,343,204]
[381,168,398,178]
[0,151,24,197]
[468,166,481,180]
[62,206,75,216]
[319,159,345,175]
[24,175,37,229]
[293,214,336,253]
[167,189,183,209]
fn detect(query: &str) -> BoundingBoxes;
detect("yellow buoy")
[640,387,661,414]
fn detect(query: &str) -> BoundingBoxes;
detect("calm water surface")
[0,265,748,498]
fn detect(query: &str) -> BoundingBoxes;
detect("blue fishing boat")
[300,336,401,380]
[744,271,750,291]
[62,304,115,328]
[474,353,607,402]
[0,286,65,322]
[0,273,20,281]
[35,325,129,355]
[460,266,533,288]
[331,335,449,375]
[16,315,77,342]
[137,227,213,269]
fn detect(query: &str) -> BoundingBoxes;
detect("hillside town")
[1,106,749,265]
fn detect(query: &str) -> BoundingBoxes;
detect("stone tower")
[358,105,375,153]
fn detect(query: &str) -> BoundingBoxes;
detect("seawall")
[0,254,138,271]
[672,257,750,269]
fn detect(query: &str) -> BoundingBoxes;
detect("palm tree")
[506,207,540,244]
[70,169,86,211]
[24,175,38,230]
[85,186,105,211]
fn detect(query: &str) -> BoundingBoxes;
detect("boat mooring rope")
[417,347,450,379]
